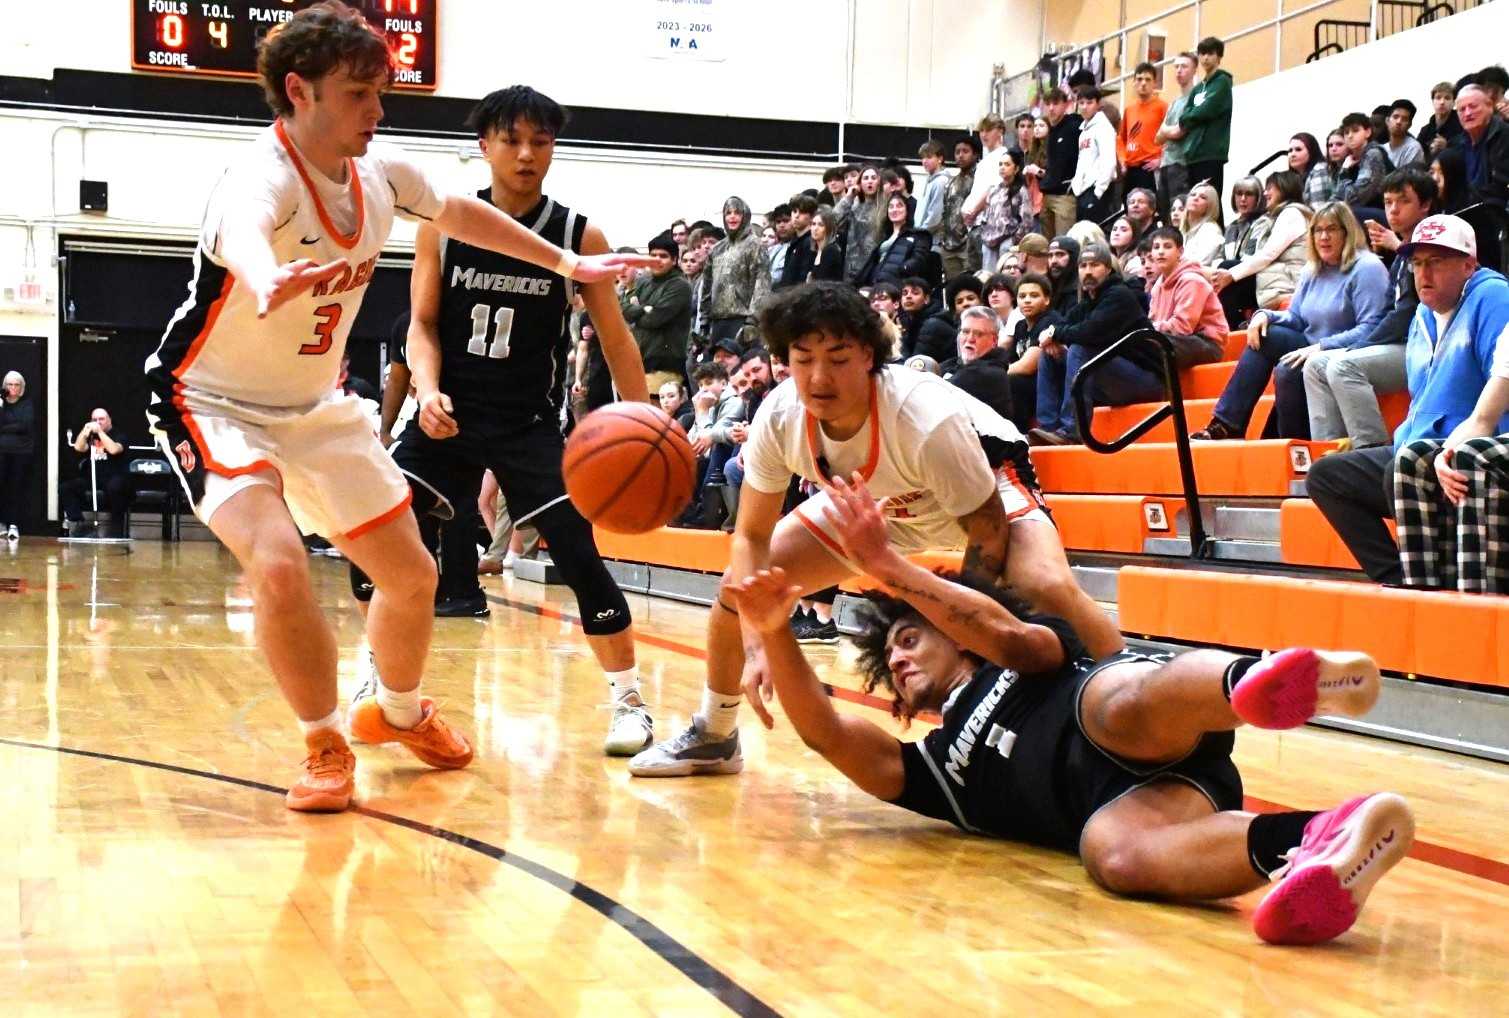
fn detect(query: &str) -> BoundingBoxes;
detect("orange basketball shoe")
[286,730,357,812]
[348,692,474,770]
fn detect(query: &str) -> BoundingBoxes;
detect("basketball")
[563,402,698,534]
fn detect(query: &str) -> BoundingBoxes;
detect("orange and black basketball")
[563,402,697,534]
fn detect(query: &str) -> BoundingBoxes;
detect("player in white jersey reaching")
[630,281,1123,777]
[144,2,650,812]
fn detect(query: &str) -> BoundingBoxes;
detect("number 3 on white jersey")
[467,303,514,359]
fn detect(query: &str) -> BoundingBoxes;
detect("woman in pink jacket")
[1146,226,1229,368]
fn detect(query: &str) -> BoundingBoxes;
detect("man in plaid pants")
[1394,361,1509,592]
[1308,215,1509,584]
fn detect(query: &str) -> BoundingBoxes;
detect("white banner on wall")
[645,0,723,61]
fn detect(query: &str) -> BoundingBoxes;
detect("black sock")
[1222,656,1261,702]
[1246,810,1321,878]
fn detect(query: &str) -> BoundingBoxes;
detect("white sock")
[377,681,423,730]
[606,666,640,701]
[813,603,833,624]
[696,686,742,738]
[298,709,342,736]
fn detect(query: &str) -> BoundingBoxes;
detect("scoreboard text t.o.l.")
[131,1,438,92]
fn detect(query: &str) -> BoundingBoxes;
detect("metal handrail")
[1068,327,1210,558]
[1248,149,1288,176]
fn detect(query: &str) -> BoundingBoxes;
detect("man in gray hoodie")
[707,196,772,352]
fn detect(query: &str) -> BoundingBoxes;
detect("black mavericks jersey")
[889,617,1242,851]
[436,190,586,426]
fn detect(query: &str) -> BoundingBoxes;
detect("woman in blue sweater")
[1194,202,1389,439]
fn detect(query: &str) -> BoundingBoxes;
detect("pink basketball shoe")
[1231,648,1380,730]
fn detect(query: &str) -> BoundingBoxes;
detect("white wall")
[1223,2,1509,202]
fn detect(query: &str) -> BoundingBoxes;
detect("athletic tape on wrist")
[554,250,579,278]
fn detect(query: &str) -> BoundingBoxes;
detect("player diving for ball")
[631,281,1122,776]
[144,3,652,812]
[729,474,1415,946]
[350,85,659,755]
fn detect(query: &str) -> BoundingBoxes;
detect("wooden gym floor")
[2,540,1507,1017]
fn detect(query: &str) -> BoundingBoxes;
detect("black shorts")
[1067,652,1244,847]
[390,414,571,525]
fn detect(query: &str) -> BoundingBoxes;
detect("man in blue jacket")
[1307,214,1509,582]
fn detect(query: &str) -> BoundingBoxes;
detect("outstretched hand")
[254,258,349,318]
[571,252,658,283]
[730,568,804,637]
[820,473,894,574]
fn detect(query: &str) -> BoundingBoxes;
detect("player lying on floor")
[729,473,1416,946]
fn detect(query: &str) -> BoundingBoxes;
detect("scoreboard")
[131,1,438,92]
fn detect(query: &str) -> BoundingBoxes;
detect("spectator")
[1145,226,1227,368]
[707,196,771,351]
[1194,202,1389,441]
[1047,235,1081,315]
[899,276,955,362]
[1288,132,1323,195]
[818,164,848,207]
[0,370,33,540]
[1124,187,1159,242]
[868,281,904,358]
[1334,112,1391,212]
[937,136,981,279]
[963,113,1010,233]
[1452,83,1509,249]
[983,272,1024,336]
[1118,62,1167,198]
[835,164,885,281]
[1031,243,1158,445]
[1309,130,1347,207]
[670,219,688,247]
[856,192,934,288]
[1417,81,1462,156]
[1108,216,1139,277]
[1035,87,1083,240]
[622,233,692,398]
[1179,182,1225,266]
[1155,52,1197,221]
[1477,64,1509,116]
[1384,99,1426,169]
[879,167,916,221]
[1066,218,1108,254]
[778,194,819,288]
[1178,37,1234,196]
[806,206,846,282]
[60,407,132,537]
[916,139,949,239]
[1070,86,1118,226]
[761,225,778,248]
[1370,105,1392,146]
[659,379,695,433]
[1305,168,1436,448]
[1393,336,1509,593]
[1212,169,1312,324]
[1014,113,1034,154]
[979,148,1039,269]
[1169,193,1187,230]
[1431,146,1470,214]
[1026,116,1050,209]
[1222,176,1267,263]
[996,249,1023,281]
[573,315,615,417]
[684,230,714,355]
[1308,214,1509,584]
[1004,272,1060,431]
[940,306,1014,421]
[944,272,985,319]
[687,361,743,529]
[1018,232,1051,277]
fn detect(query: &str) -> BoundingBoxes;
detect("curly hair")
[848,569,1034,723]
[257,1,391,117]
[756,282,889,372]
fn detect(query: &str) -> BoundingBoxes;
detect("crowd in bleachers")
[563,39,1509,597]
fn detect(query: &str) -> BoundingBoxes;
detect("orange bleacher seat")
[1090,396,1274,444]
[593,527,731,573]
[1281,497,1397,570]
[1033,439,1336,496]
[1046,494,1183,553]
[1117,565,1509,688]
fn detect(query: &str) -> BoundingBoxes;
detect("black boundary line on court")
[0,736,782,1018]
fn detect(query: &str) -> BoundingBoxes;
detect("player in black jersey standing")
[363,86,655,755]
[729,474,1416,947]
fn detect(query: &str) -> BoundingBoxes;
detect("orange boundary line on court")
[488,592,1509,888]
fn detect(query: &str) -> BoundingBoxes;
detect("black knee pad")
[349,560,375,603]
[532,502,631,636]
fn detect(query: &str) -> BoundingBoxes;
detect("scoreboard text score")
[131,1,438,91]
